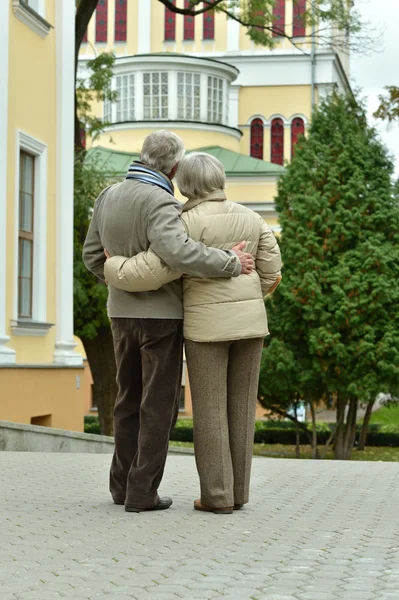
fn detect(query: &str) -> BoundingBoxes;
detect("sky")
[350,0,399,176]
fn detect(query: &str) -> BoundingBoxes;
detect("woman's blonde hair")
[176,152,226,199]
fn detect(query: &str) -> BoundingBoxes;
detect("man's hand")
[232,241,254,275]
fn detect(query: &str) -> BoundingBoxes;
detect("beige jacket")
[83,179,241,320]
[104,191,282,342]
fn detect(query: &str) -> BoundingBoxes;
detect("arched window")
[165,0,176,41]
[272,0,285,37]
[184,0,195,40]
[293,0,306,37]
[271,118,284,165]
[115,0,127,42]
[291,117,305,158]
[203,6,215,40]
[250,119,264,160]
[96,0,108,43]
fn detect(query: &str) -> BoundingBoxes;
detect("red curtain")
[271,118,284,165]
[250,119,264,160]
[165,0,176,41]
[96,0,108,43]
[291,117,305,157]
[184,0,195,41]
[203,5,215,40]
[293,0,306,37]
[272,0,285,37]
[115,0,127,42]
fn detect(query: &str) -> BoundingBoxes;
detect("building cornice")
[103,120,243,140]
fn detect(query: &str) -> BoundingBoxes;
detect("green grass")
[169,441,399,461]
[367,403,399,426]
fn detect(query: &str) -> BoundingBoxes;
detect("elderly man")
[83,131,253,513]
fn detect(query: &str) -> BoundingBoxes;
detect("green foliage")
[374,86,399,123]
[74,156,119,340]
[76,53,117,141]
[84,415,102,434]
[367,403,399,426]
[190,1,368,52]
[260,92,399,447]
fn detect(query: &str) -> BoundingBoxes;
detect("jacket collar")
[182,190,227,212]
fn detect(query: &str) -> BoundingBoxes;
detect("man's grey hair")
[140,130,185,175]
[176,153,226,199]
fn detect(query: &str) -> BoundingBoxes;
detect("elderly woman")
[104,153,281,514]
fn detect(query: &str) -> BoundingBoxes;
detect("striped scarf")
[126,161,174,196]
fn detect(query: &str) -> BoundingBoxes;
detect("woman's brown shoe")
[194,499,233,514]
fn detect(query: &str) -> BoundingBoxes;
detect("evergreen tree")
[260,93,399,459]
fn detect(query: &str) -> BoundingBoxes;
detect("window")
[184,0,195,41]
[165,0,176,41]
[115,0,127,42]
[143,73,169,120]
[293,0,306,37]
[250,119,264,160]
[207,76,223,124]
[18,151,35,318]
[272,0,285,37]
[178,73,201,120]
[116,74,135,121]
[103,94,112,123]
[271,118,284,165]
[291,117,305,158]
[96,0,108,43]
[103,75,135,123]
[203,5,215,40]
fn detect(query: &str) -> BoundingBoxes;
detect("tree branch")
[157,0,225,17]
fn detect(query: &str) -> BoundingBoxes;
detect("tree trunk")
[357,399,375,451]
[294,403,300,459]
[82,326,117,436]
[343,397,358,459]
[334,394,347,460]
[75,0,100,150]
[321,410,344,459]
[309,401,319,459]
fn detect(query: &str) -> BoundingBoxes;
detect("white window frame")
[177,72,201,121]
[12,0,52,38]
[207,76,224,124]
[11,131,51,337]
[143,72,169,120]
[104,74,136,123]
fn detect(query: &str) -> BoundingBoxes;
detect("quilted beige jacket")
[104,191,282,342]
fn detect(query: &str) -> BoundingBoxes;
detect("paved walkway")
[1,452,399,600]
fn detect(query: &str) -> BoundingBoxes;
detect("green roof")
[86,145,285,178]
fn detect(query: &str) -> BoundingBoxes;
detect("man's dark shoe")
[125,497,173,513]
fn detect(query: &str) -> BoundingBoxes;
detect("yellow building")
[0,0,87,431]
[79,0,350,417]
[79,0,350,227]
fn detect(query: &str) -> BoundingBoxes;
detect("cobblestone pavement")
[1,452,399,600]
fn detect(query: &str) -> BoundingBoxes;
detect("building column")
[227,17,240,53]
[228,86,240,128]
[138,0,151,54]
[284,122,292,163]
[54,0,82,366]
[0,1,16,364]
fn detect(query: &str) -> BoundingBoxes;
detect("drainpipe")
[310,0,316,113]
